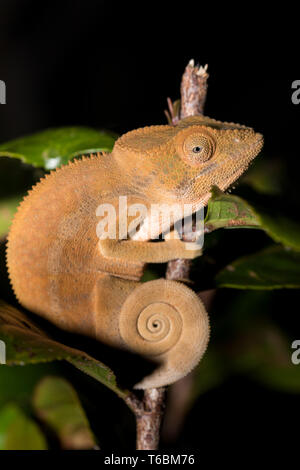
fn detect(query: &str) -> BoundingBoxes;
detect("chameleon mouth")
[191,161,245,189]
[220,137,263,191]
[219,164,247,191]
[192,163,249,210]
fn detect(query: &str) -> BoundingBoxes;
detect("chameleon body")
[6,115,263,388]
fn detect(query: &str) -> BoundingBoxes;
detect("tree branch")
[180,59,208,119]
[166,59,209,281]
[127,59,209,450]
[125,388,166,450]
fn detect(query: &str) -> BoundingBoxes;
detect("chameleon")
[6,115,263,388]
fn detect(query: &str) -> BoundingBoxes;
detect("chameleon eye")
[180,132,216,167]
[192,146,203,153]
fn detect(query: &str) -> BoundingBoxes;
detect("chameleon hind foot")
[118,279,210,389]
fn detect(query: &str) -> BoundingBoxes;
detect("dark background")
[1,1,299,207]
[0,0,299,454]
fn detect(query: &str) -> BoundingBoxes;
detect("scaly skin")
[6,115,263,388]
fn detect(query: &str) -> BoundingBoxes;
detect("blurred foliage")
[240,154,284,196]
[218,290,300,393]
[216,245,300,289]
[0,403,47,450]
[33,376,96,449]
[0,362,59,412]
[0,375,96,450]
[0,196,22,237]
[189,289,300,409]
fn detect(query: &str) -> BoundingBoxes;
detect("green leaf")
[205,187,260,231]
[0,196,23,237]
[0,403,47,450]
[33,376,96,449]
[205,187,300,251]
[216,245,300,289]
[0,127,117,169]
[0,301,128,400]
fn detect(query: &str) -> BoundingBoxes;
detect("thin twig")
[127,59,209,450]
[180,59,208,119]
[166,59,209,281]
[125,388,166,450]
[162,60,209,444]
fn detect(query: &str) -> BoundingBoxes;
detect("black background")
[0,0,299,454]
[1,1,299,208]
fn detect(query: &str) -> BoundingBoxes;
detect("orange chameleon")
[6,116,263,388]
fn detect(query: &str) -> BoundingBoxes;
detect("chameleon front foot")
[119,279,210,389]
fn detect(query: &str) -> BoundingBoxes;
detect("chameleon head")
[113,115,263,207]
[172,116,264,205]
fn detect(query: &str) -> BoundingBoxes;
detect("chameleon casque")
[6,115,263,388]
